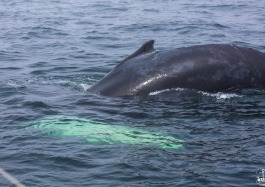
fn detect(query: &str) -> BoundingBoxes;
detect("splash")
[29,116,182,149]
[80,83,90,91]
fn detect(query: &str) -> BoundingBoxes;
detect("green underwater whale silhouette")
[29,116,182,149]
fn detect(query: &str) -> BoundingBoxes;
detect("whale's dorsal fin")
[122,40,155,62]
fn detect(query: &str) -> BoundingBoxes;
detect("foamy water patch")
[199,91,242,99]
[80,83,91,91]
[3,80,26,89]
[26,76,95,92]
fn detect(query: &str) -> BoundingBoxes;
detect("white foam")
[80,83,91,91]
[149,88,242,99]
[5,80,24,89]
[199,91,242,99]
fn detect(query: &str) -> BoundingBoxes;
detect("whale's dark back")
[88,42,265,96]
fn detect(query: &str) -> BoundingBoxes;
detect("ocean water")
[1,0,265,186]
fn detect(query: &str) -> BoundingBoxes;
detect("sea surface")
[1,0,265,186]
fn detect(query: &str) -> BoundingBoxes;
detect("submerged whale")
[88,40,265,96]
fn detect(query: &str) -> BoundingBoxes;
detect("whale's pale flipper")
[122,40,155,63]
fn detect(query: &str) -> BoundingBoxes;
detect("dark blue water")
[1,0,265,186]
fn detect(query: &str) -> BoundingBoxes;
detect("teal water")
[1,0,265,186]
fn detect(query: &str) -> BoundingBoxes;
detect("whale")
[88,40,265,96]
